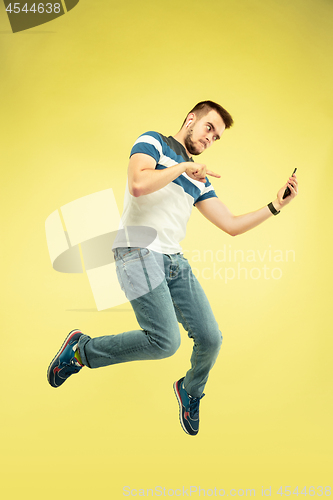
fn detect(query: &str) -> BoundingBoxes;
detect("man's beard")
[184,128,203,156]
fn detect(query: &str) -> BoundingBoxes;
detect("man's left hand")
[276,172,298,209]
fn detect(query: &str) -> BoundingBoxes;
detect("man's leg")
[79,247,181,367]
[166,252,222,435]
[167,254,222,398]
[48,248,181,387]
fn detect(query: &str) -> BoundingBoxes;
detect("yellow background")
[1,0,332,498]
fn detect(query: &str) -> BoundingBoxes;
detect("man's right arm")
[128,153,219,197]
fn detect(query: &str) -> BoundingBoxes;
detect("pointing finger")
[206,170,221,178]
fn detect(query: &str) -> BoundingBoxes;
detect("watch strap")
[267,202,280,215]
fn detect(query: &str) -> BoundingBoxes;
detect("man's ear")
[185,113,196,128]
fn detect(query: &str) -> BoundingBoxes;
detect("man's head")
[180,100,233,156]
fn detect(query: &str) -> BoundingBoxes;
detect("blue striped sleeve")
[130,131,162,163]
[194,190,218,205]
[194,178,218,205]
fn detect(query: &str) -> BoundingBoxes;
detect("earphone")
[187,119,192,127]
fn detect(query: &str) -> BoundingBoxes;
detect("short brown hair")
[182,100,234,129]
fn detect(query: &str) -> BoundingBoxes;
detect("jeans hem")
[78,335,92,368]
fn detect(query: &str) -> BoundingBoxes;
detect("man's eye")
[207,125,211,131]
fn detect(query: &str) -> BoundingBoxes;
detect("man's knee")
[203,328,223,354]
[148,327,181,359]
[160,332,181,358]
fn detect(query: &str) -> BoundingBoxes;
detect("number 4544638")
[5,3,61,14]
[277,486,331,496]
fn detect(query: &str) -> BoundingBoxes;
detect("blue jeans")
[78,247,222,397]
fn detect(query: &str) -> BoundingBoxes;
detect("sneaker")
[173,377,205,436]
[47,330,84,388]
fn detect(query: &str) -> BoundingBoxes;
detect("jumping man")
[47,100,298,436]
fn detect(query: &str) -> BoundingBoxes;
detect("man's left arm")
[195,173,298,236]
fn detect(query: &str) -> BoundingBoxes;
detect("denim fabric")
[78,247,222,397]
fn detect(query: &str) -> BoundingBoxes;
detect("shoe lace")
[61,358,82,376]
[189,393,205,419]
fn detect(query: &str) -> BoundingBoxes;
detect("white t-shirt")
[112,131,218,254]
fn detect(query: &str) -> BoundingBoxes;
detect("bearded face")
[181,110,226,156]
[184,127,204,156]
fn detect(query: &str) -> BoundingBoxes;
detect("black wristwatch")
[267,202,280,215]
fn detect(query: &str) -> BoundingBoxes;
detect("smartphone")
[282,168,297,199]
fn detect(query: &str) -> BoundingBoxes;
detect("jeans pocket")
[116,248,165,301]
[115,262,125,293]
[115,249,150,300]
[118,247,150,264]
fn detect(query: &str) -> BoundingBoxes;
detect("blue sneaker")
[173,377,205,436]
[47,330,84,388]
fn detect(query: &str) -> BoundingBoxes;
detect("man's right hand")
[185,163,221,183]
[128,154,221,197]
